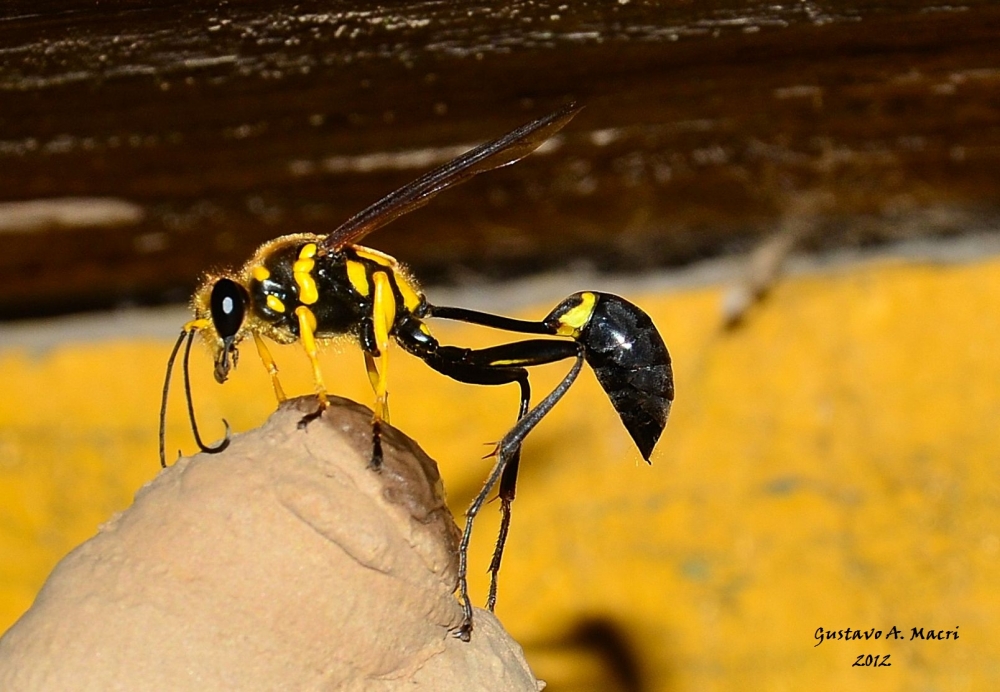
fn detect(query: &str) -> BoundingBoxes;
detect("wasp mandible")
[159,103,674,640]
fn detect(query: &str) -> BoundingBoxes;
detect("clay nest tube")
[0,396,541,691]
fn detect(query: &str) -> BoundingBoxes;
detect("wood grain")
[2,0,999,317]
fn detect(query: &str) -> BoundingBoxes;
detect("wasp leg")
[423,305,571,612]
[454,353,584,641]
[396,319,583,639]
[486,393,526,612]
[253,333,287,403]
[418,349,532,613]
[295,305,329,428]
[363,351,387,470]
[362,271,397,470]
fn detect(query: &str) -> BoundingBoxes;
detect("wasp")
[159,103,674,640]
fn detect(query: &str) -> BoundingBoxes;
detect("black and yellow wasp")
[159,103,674,640]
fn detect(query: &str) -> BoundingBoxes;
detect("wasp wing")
[320,103,581,251]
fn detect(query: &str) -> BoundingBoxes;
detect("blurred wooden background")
[2,0,999,318]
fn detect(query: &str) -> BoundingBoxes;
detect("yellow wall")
[1,256,997,690]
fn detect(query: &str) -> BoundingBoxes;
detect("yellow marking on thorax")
[294,243,319,305]
[352,245,424,313]
[555,291,597,337]
[266,294,286,313]
[352,246,395,267]
[394,272,424,314]
[346,260,370,297]
[252,266,270,282]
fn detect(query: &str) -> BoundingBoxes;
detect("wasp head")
[193,276,251,383]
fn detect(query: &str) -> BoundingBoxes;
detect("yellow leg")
[253,333,286,403]
[364,351,383,417]
[295,305,328,408]
[360,272,397,470]
[369,271,396,424]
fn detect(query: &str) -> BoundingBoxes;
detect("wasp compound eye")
[210,279,248,339]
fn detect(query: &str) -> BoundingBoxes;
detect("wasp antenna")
[216,419,233,449]
[182,328,232,455]
[159,329,189,469]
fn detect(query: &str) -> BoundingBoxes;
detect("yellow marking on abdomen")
[556,291,597,337]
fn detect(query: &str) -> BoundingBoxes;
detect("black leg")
[486,377,530,612]
[486,494,512,612]
[454,352,584,640]
[394,313,588,639]
[370,418,384,470]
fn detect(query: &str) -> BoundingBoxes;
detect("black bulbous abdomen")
[580,294,673,460]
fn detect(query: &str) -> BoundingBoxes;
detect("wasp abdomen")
[578,294,673,461]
